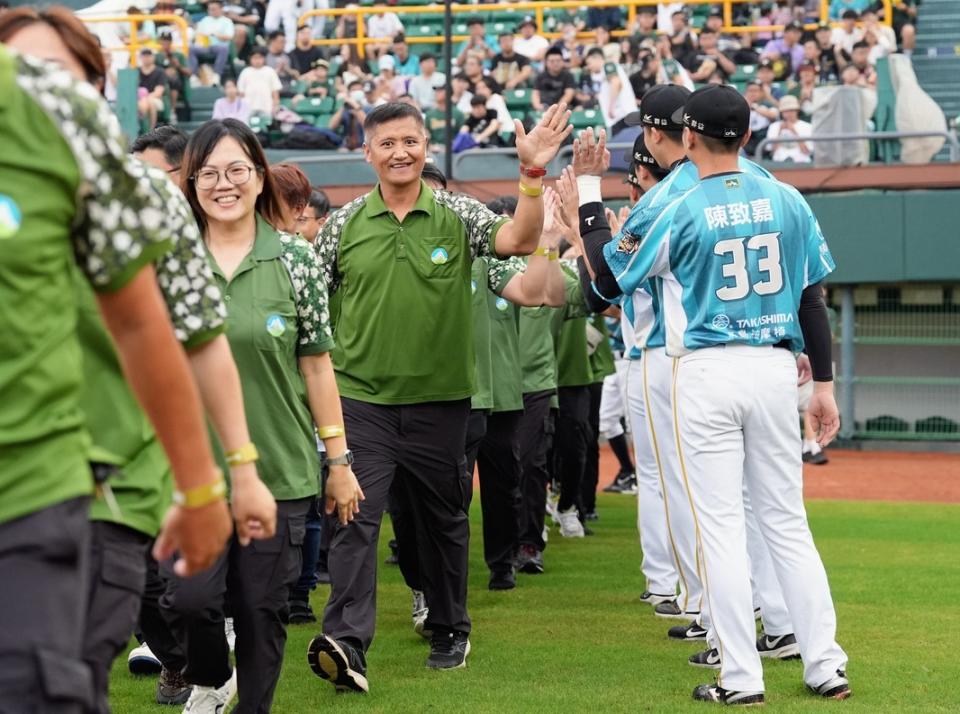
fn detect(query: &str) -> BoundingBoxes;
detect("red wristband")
[520,165,547,179]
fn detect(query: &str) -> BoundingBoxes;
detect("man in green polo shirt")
[0,48,232,712]
[309,101,571,685]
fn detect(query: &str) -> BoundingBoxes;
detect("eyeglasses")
[296,213,317,225]
[192,164,256,191]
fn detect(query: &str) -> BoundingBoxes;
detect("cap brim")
[670,106,685,126]
[622,148,635,163]
[623,111,644,127]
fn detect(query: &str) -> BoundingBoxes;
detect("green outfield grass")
[109,495,960,713]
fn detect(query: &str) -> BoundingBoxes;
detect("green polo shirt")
[0,48,180,526]
[471,256,519,411]
[211,215,335,500]
[520,305,557,395]
[316,182,508,405]
[589,314,616,384]
[488,290,523,413]
[82,166,228,536]
[425,107,464,145]
[554,262,593,389]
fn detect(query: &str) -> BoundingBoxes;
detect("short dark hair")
[470,95,487,107]
[486,195,517,217]
[419,52,436,63]
[545,46,564,59]
[467,16,484,26]
[421,162,447,189]
[362,102,425,134]
[268,30,285,42]
[852,40,869,51]
[393,32,406,43]
[307,189,331,218]
[181,119,282,235]
[841,9,858,19]
[698,27,716,36]
[498,31,513,39]
[585,47,604,59]
[698,133,742,155]
[131,125,189,167]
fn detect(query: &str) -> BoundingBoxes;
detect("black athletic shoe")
[489,568,516,591]
[583,509,599,521]
[654,600,689,619]
[692,684,765,705]
[808,670,851,700]
[756,632,801,660]
[669,620,708,641]
[689,648,721,669]
[803,450,829,465]
[289,599,317,625]
[426,630,471,670]
[516,545,544,574]
[307,634,369,693]
[602,471,631,492]
[155,666,191,705]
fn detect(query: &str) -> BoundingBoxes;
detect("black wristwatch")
[326,449,354,467]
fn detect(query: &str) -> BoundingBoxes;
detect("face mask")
[350,90,366,104]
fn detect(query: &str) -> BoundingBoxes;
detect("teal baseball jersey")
[601,157,775,353]
[614,171,835,356]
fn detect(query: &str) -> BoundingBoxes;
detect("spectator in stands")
[462,54,487,91]
[761,20,805,80]
[532,47,576,112]
[881,0,918,55]
[765,94,813,162]
[575,47,605,108]
[224,0,260,60]
[687,27,737,82]
[491,33,533,90]
[829,0,872,21]
[376,54,407,102]
[584,25,622,64]
[702,11,743,56]
[408,53,444,109]
[137,49,167,131]
[264,0,298,52]
[334,43,372,94]
[366,9,403,58]
[460,95,502,148]
[391,34,420,76]
[849,40,878,85]
[831,10,864,59]
[474,75,514,143]
[296,189,331,244]
[333,6,359,42]
[787,61,819,119]
[266,31,296,90]
[157,31,190,116]
[451,73,474,114]
[551,23,583,68]
[120,5,155,45]
[655,33,693,88]
[306,61,333,98]
[628,46,660,97]
[860,9,896,63]
[329,79,367,150]
[813,21,842,82]
[456,17,496,67]
[630,7,658,45]
[586,6,622,31]
[190,0,234,83]
[744,80,778,154]
[290,24,326,79]
[514,17,549,63]
[757,58,785,99]
[238,46,281,118]
[213,77,251,123]
[841,63,867,87]
[425,84,463,149]
[669,10,697,67]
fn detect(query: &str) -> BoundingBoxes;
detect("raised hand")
[514,102,574,168]
[541,186,565,248]
[556,165,581,232]
[572,127,610,177]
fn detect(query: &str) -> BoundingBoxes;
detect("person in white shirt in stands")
[830,9,863,59]
[237,47,281,117]
[473,76,514,144]
[513,17,549,63]
[366,10,404,58]
[407,52,445,110]
[190,0,235,80]
[375,54,407,103]
[765,95,813,163]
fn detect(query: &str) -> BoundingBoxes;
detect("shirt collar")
[252,213,283,261]
[364,180,435,219]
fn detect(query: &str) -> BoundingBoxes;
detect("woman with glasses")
[161,118,364,713]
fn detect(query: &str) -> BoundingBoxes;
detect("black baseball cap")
[671,84,750,139]
[624,84,691,129]
[622,132,659,168]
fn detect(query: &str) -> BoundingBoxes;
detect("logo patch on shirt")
[431,247,449,265]
[495,297,509,312]
[616,233,639,255]
[723,177,741,190]
[0,195,22,239]
[265,314,287,337]
[712,314,731,330]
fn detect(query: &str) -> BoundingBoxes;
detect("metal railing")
[450,141,634,176]
[80,14,191,67]
[755,130,960,163]
[300,0,892,58]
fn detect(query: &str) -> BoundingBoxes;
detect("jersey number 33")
[714,232,784,302]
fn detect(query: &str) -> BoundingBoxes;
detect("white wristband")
[576,175,603,206]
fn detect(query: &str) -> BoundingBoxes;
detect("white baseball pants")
[598,357,629,440]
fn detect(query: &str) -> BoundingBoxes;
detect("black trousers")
[85,521,151,714]
[0,497,92,714]
[160,498,310,714]
[556,385,592,513]
[580,381,605,515]
[517,390,553,551]
[140,551,186,672]
[323,398,472,650]
[477,410,523,573]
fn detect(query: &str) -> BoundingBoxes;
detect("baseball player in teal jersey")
[578,85,850,705]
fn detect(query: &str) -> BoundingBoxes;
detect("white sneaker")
[411,589,431,640]
[183,668,236,713]
[127,642,161,675]
[545,494,560,524]
[541,525,549,543]
[557,507,585,538]
[224,618,236,653]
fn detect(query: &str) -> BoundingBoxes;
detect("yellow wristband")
[318,425,345,439]
[172,471,227,509]
[532,247,560,260]
[225,442,259,467]
[518,181,544,198]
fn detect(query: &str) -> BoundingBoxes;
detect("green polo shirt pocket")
[407,235,461,279]
[255,299,297,353]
